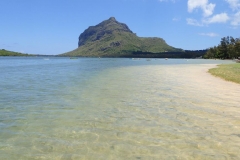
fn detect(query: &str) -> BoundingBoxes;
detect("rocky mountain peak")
[78,17,133,47]
[109,17,116,21]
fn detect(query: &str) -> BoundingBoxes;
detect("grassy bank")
[209,63,240,84]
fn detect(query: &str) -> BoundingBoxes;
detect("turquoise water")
[0,57,240,159]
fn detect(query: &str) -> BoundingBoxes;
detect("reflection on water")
[0,58,240,159]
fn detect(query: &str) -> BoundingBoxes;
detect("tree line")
[131,50,206,58]
[203,36,240,59]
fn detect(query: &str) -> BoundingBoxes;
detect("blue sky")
[0,0,240,55]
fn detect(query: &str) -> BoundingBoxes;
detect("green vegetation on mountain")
[61,17,183,57]
[204,36,240,59]
[209,63,240,84]
[0,49,29,56]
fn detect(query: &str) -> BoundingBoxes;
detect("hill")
[0,49,29,56]
[61,17,183,57]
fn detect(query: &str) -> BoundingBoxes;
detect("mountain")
[61,17,183,57]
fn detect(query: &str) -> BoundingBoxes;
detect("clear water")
[0,57,239,159]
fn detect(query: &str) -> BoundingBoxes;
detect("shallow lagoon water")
[0,57,240,159]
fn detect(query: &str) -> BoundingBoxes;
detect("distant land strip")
[0,49,32,56]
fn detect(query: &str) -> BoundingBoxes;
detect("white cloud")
[225,0,240,11]
[225,0,240,26]
[187,0,240,27]
[231,11,240,25]
[204,13,230,24]
[186,18,203,26]
[187,13,230,26]
[199,32,219,37]
[188,0,215,17]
